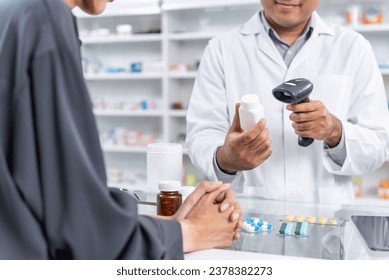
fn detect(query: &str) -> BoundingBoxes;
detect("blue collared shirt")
[260,11,314,67]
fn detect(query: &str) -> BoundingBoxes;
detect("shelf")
[84,73,163,80]
[81,34,162,44]
[102,145,189,155]
[168,110,187,117]
[167,32,216,41]
[163,0,259,11]
[94,110,163,117]
[102,146,148,153]
[168,72,197,79]
[107,182,140,191]
[349,24,389,33]
[94,110,187,117]
[73,7,161,19]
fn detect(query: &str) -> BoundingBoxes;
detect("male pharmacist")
[0,0,242,259]
[187,0,389,203]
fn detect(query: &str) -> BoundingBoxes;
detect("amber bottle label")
[157,192,182,216]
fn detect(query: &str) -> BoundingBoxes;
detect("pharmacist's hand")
[216,103,272,174]
[174,182,242,232]
[286,100,342,148]
[179,184,241,252]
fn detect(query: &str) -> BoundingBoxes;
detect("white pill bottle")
[239,94,265,131]
[147,143,183,193]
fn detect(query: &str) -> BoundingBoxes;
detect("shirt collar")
[240,10,335,37]
[260,11,313,43]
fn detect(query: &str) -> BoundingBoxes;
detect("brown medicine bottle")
[157,181,182,216]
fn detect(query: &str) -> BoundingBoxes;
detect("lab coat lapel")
[240,12,287,70]
[287,12,335,74]
[287,30,320,74]
[256,31,287,70]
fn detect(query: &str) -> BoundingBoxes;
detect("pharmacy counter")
[136,192,389,260]
[219,196,389,260]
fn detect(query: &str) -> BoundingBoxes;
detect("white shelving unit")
[81,34,163,44]
[84,73,163,80]
[75,0,389,200]
[162,0,258,11]
[168,110,187,117]
[75,0,165,189]
[167,32,217,41]
[72,0,162,18]
[168,72,197,79]
[102,145,148,153]
[94,109,163,117]
[351,24,389,33]
[318,0,389,89]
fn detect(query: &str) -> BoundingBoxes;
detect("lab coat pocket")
[312,75,352,119]
[243,169,266,198]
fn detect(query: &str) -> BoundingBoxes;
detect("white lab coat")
[186,11,389,204]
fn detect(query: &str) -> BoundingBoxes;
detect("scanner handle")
[297,98,314,147]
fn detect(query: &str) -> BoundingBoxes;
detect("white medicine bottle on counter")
[239,94,265,131]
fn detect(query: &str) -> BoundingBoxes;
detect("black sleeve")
[29,33,184,260]
[0,0,183,260]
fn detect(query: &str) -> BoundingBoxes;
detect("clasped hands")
[161,181,243,253]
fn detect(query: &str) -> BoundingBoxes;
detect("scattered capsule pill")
[295,216,306,222]
[307,216,317,223]
[284,215,294,222]
[243,217,272,233]
[318,217,328,224]
[285,223,294,235]
[280,222,294,235]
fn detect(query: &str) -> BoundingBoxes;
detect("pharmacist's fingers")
[238,119,267,146]
[229,103,243,133]
[247,124,270,151]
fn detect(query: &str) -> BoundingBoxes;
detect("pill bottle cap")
[241,94,260,110]
[159,180,182,192]
[148,143,182,155]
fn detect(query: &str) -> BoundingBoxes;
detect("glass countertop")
[230,196,389,260]
[134,191,389,260]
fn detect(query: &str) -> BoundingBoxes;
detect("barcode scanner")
[272,78,314,147]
